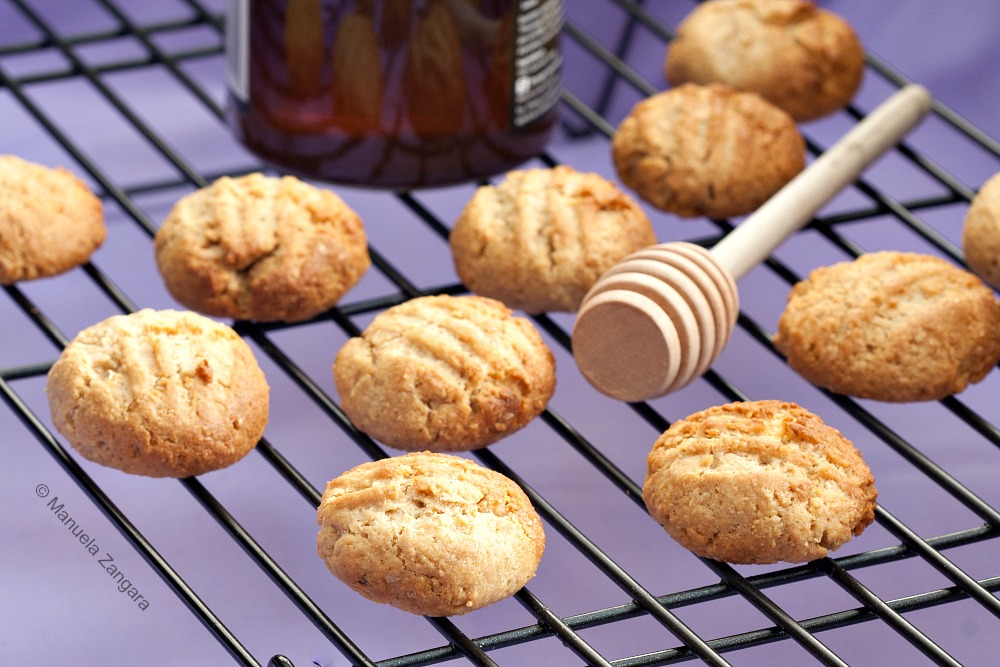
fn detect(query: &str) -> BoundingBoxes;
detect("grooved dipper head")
[572,242,738,402]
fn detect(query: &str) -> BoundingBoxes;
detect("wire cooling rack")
[3,1,1000,665]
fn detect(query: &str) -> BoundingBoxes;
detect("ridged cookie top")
[333,295,556,451]
[0,154,106,284]
[316,451,545,616]
[774,251,1000,402]
[450,165,657,313]
[45,309,269,477]
[643,400,876,564]
[665,0,864,121]
[612,83,804,219]
[154,173,370,323]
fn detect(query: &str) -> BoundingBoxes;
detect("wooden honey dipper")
[572,84,934,402]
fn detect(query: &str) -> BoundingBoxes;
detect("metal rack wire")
[3,1,1000,665]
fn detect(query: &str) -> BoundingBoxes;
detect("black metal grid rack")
[3,1,1000,665]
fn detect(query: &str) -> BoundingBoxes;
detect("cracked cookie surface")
[665,0,864,122]
[154,172,370,323]
[316,451,545,616]
[449,165,657,313]
[46,308,270,477]
[774,251,1000,402]
[643,400,876,564]
[612,83,804,219]
[962,171,1000,290]
[0,154,106,284]
[333,294,555,451]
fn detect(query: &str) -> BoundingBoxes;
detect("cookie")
[46,308,270,478]
[665,0,864,122]
[612,83,804,219]
[449,165,658,313]
[316,451,545,616]
[0,154,106,284]
[154,173,370,323]
[962,171,1000,290]
[643,400,876,564]
[774,251,1000,402]
[333,294,555,451]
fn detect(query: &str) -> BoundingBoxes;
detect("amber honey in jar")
[224,0,563,188]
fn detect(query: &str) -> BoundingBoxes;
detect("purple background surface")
[2,1,1000,665]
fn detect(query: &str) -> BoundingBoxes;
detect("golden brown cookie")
[962,171,1000,290]
[0,154,106,284]
[154,173,370,323]
[612,83,804,219]
[316,451,545,616]
[643,400,876,564]
[774,251,1000,402]
[450,166,658,313]
[333,294,555,451]
[46,309,270,478]
[665,0,864,122]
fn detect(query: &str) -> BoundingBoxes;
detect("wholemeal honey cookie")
[316,451,545,616]
[643,400,877,564]
[962,171,1000,290]
[665,0,864,122]
[449,165,658,313]
[46,309,270,478]
[612,83,804,219]
[774,251,1000,402]
[333,294,555,451]
[154,172,370,323]
[0,154,106,284]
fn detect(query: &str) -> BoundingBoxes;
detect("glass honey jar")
[225,0,563,189]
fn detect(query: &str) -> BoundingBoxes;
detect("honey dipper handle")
[710,84,933,281]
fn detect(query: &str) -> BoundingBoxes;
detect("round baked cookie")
[154,172,370,323]
[665,0,864,122]
[612,83,804,219]
[450,165,658,313]
[46,308,270,478]
[774,251,1000,402]
[643,400,877,564]
[0,154,106,284]
[333,294,555,451]
[962,171,1000,289]
[316,451,545,616]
